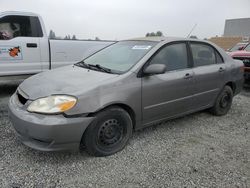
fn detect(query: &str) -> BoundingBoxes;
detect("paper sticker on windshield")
[132,45,152,50]
[0,46,23,60]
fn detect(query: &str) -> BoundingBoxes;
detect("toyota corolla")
[8,37,244,156]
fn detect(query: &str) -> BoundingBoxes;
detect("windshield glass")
[230,43,246,52]
[83,41,157,73]
[245,44,250,51]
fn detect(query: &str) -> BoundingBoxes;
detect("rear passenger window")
[150,43,188,71]
[190,43,216,67]
[0,15,42,40]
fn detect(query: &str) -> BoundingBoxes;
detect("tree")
[49,30,56,39]
[95,37,100,41]
[189,35,198,39]
[72,35,77,40]
[150,32,156,37]
[64,35,71,40]
[145,31,164,37]
[156,31,163,37]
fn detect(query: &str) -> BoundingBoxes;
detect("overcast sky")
[0,0,250,40]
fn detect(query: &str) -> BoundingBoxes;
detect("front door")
[142,42,195,125]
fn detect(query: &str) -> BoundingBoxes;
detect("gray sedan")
[8,37,244,156]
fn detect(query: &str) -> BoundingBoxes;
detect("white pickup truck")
[0,11,114,78]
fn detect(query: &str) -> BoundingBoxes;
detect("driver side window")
[0,15,42,40]
[149,43,188,71]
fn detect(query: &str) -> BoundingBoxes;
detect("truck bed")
[48,40,114,69]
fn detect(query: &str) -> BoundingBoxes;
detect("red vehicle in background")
[229,43,250,81]
[227,42,249,52]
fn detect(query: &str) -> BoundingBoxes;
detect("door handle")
[26,43,37,48]
[184,73,193,79]
[218,67,225,72]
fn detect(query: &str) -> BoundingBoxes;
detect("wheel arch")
[88,103,136,130]
[225,81,236,94]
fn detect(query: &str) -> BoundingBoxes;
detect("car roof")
[122,36,227,56]
[126,37,168,42]
[0,11,39,17]
[124,36,208,43]
[236,42,248,45]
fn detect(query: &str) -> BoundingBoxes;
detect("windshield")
[229,43,247,52]
[245,44,250,51]
[82,41,157,73]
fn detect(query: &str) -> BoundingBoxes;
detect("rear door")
[189,42,226,109]
[0,15,43,76]
[141,42,195,125]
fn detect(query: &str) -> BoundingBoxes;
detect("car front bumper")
[8,94,94,152]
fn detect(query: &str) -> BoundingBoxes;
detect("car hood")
[18,65,119,100]
[229,50,250,57]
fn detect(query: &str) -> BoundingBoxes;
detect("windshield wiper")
[75,61,90,68]
[88,64,113,73]
[75,61,114,74]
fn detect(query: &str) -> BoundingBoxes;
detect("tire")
[82,107,133,157]
[210,86,233,116]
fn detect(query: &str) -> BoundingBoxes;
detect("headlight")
[27,95,77,114]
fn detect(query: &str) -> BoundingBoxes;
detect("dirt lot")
[0,80,249,188]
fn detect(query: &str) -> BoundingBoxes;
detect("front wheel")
[82,107,133,157]
[210,86,233,116]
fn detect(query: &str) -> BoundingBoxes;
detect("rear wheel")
[210,86,233,116]
[82,107,133,156]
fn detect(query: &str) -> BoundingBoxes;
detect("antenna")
[187,24,197,38]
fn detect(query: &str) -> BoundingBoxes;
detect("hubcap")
[98,119,124,147]
[220,93,230,108]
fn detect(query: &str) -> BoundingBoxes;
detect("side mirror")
[143,64,166,75]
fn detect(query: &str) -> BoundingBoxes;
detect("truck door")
[0,15,43,76]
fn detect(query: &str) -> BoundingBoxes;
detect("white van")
[0,11,114,78]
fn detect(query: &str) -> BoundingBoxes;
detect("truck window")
[0,15,42,40]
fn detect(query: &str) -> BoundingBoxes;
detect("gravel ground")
[0,80,249,188]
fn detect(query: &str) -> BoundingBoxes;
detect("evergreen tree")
[49,30,56,39]
[156,31,163,36]
[190,35,198,39]
[145,31,164,37]
[64,35,71,40]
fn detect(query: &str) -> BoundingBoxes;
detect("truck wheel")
[210,86,233,116]
[82,107,133,157]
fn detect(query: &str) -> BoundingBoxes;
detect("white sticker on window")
[132,45,152,50]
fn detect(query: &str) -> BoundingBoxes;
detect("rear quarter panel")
[220,49,244,93]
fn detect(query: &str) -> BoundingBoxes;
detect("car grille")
[233,57,250,67]
[17,92,28,105]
